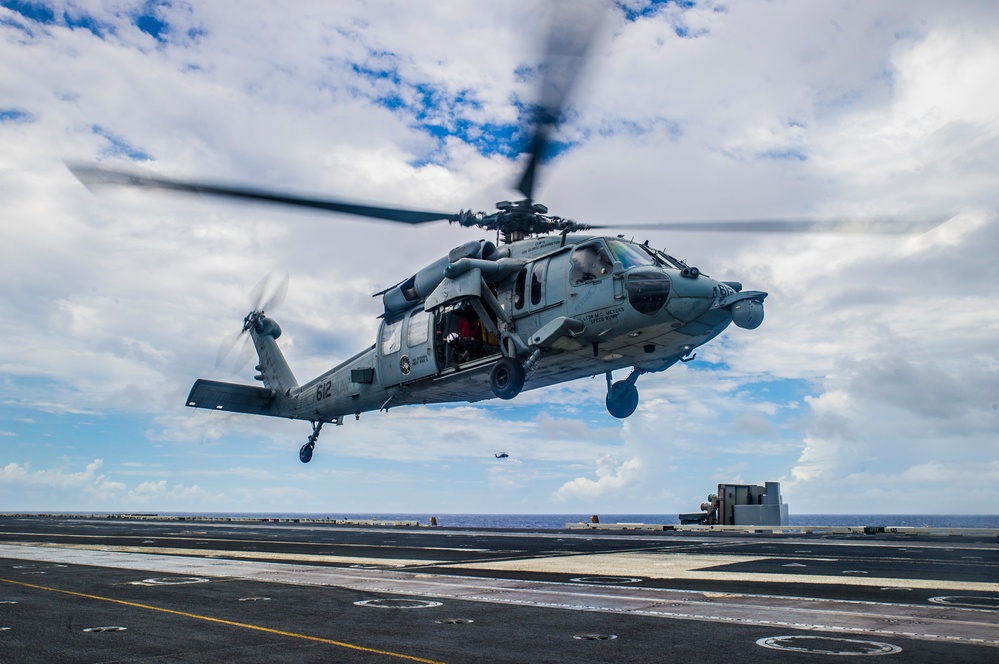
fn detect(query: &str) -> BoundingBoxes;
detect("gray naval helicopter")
[71,171,770,464]
[70,7,934,463]
[228,210,765,463]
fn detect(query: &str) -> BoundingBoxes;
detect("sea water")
[152,513,999,530]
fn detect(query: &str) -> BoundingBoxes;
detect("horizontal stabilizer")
[185,379,277,415]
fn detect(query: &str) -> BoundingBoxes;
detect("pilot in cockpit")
[570,244,613,284]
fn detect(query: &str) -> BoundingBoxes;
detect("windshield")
[605,238,658,269]
[654,250,686,269]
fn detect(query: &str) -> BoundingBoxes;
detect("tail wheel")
[490,357,525,400]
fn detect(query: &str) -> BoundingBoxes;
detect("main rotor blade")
[516,1,607,201]
[591,215,952,235]
[68,163,459,224]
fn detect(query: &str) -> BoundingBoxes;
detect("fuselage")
[266,234,766,422]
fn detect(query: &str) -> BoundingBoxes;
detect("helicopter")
[70,165,770,465]
[68,7,940,464]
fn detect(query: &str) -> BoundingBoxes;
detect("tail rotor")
[216,272,290,375]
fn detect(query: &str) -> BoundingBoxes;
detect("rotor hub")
[242,311,282,339]
[452,199,590,243]
[242,311,259,333]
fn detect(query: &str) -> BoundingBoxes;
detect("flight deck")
[1,515,997,662]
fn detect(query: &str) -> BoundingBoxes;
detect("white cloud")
[553,454,642,503]
[0,458,222,511]
[1,458,124,495]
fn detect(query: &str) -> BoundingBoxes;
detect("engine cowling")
[381,240,498,314]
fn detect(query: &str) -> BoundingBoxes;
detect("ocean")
[150,513,999,530]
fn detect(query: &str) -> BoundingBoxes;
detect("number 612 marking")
[316,380,332,401]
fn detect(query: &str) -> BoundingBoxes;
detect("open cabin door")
[434,300,502,370]
[421,264,505,371]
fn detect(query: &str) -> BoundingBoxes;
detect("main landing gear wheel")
[300,421,323,463]
[490,357,525,400]
[606,380,639,419]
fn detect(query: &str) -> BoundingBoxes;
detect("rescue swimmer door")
[377,307,438,387]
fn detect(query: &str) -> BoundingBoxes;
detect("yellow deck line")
[0,577,446,664]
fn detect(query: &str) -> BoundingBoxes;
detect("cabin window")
[570,242,614,285]
[407,308,430,347]
[530,261,545,305]
[514,267,528,309]
[380,318,402,355]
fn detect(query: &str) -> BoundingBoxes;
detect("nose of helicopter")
[663,271,718,322]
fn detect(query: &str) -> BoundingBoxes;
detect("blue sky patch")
[91,125,152,161]
[415,119,523,167]
[343,52,529,166]
[514,63,537,83]
[738,377,816,410]
[617,0,703,38]
[758,148,807,162]
[132,0,173,43]
[688,356,730,371]
[1,0,174,43]
[135,12,168,42]
[618,0,695,23]
[0,108,34,123]
[1,0,55,24]
[599,116,683,142]
[61,7,107,38]
[1,1,113,38]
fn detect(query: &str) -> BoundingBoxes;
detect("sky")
[1,0,997,516]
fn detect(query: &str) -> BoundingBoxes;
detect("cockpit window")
[605,238,658,270]
[570,242,614,285]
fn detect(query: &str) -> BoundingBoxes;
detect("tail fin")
[247,313,299,395]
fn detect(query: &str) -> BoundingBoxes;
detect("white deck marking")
[2,542,446,567]
[1,543,997,648]
[450,551,999,592]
